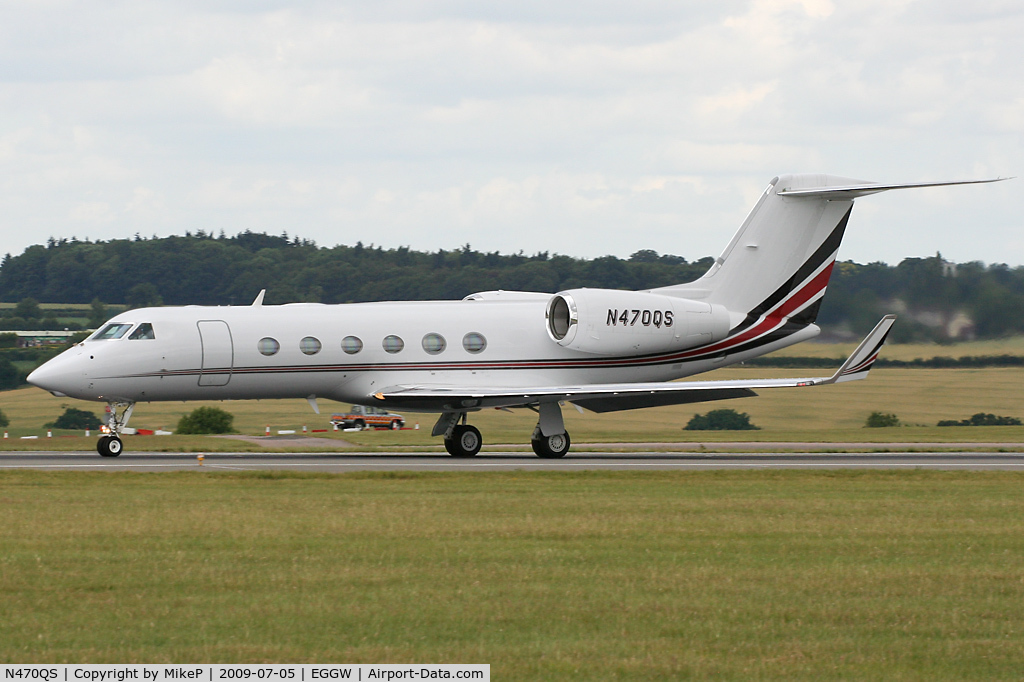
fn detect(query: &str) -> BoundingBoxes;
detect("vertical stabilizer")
[655,174,863,331]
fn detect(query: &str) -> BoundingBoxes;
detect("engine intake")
[548,294,576,340]
[546,289,731,356]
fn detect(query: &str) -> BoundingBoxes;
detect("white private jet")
[27,174,1004,457]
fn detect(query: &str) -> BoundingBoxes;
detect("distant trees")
[0,296,66,331]
[820,255,1024,341]
[0,232,712,308]
[88,298,107,327]
[47,407,102,430]
[14,298,40,320]
[0,358,18,390]
[2,234,1024,341]
[0,408,8,428]
[125,283,163,309]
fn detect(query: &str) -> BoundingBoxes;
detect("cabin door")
[197,320,233,386]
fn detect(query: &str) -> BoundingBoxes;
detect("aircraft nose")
[27,360,72,397]
[27,363,53,389]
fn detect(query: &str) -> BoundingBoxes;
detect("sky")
[1,0,1021,267]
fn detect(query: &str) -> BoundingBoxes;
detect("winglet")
[826,315,897,384]
[252,289,266,306]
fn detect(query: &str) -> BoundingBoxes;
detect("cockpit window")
[91,323,133,341]
[128,323,155,340]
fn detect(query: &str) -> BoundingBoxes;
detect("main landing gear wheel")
[97,435,124,458]
[532,432,571,459]
[445,424,482,457]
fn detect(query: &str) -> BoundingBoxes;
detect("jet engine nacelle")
[545,289,732,356]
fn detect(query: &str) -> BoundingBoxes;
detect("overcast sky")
[1,0,1020,267]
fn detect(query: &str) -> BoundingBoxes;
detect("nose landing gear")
[96,401,134,457]
[97,434,123,457]
[434,412,483,457]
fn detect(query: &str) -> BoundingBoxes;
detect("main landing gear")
[445,424,483,457]
[96,401,134,458]
[433,401,571,459]
[531,430,571,458]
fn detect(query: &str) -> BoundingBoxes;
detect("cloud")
[69,201,115,224]
[0,0,1020,268]
[696,82,778,120]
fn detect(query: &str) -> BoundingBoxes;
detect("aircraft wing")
[371,316,896,414]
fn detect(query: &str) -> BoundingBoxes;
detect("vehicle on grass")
[331,405,405,430]
[26,175,1004,458]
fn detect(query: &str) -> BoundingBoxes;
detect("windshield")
[128,323,155,340]
[90,323,133,341]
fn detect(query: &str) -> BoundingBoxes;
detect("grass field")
[1,469,1022,679]
[768,336,1024,360]
[4,365,1024,450]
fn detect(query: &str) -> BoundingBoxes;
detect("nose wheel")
[97,435,124,457]
[95,401,134,457]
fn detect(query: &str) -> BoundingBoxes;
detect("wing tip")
[829,315,896,383]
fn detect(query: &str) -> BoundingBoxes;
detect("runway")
[3,450,1024,471]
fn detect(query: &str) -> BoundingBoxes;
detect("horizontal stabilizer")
[371,316,897,413]
[777,178,1009,200]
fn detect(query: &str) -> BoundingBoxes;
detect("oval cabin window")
[422,333,446,354]
[342,336,363,354]
[258,337,280,356]
[300,336,322,355]
[382,335,405,354]
[462,332,487,353]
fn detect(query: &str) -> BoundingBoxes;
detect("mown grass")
[1,470,1022,679]
[4,365,1024,450]
[768,336,1024,360]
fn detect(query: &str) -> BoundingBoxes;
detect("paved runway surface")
[3,450,1024,471]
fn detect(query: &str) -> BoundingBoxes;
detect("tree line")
[2,231,1024,342]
